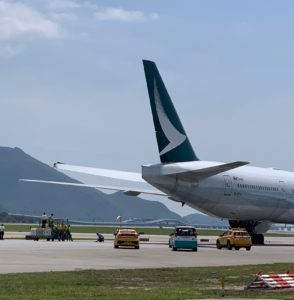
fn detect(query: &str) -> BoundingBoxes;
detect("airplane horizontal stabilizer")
[54,162,145,183]
[165,161,249,181]
[19,179,166,197]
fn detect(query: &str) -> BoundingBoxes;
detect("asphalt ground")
[0,233,294,274]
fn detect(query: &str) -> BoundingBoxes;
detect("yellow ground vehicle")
[114,228,140,249]
[216,228,252,251]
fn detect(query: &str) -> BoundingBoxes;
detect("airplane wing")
[19,179,167,197]
[53,162,145,182]
[164,161,249,181]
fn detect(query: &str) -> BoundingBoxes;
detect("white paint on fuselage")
[142,161,294,224]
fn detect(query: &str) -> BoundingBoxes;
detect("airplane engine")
[229,220,271,244]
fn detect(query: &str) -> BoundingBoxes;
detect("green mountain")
[0,147,181,222]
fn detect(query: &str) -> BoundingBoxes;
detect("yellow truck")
[216,228,252,251]
[114,228,140,249]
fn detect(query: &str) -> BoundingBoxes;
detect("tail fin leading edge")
[143,60,199,163]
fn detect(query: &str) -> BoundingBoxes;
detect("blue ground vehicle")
[169,226,198,251]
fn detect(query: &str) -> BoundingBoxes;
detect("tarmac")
[0,233,294,274]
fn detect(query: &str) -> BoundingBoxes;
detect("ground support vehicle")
[216,228,252,251]
[26,219,72,241]
[169,226,198,251]
[27,228,52,241]
[114,228,140,249]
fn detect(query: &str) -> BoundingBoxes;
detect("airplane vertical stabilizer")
[143,60,199,163]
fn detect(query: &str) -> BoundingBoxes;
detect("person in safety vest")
[48,213,54,229]
[0,224,5,240]
[41,212,48,228]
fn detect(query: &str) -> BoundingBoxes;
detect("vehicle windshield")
[119,231,137,237]
[234,232,249,237]
[175,228,196,236]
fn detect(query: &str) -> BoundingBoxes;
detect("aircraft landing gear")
[250,233,264,245]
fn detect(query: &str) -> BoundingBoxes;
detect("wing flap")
[20,179,166,197]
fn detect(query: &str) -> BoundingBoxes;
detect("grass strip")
[0,263,294,299]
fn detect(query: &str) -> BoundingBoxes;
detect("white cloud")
[47,0,80,11]
[0,44,23,58]
[0,1,63,40]
[50,12,78,22]
[95,7,159,22]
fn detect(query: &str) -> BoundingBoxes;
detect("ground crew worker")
[0,224,5,240]
[41,212,48,228]
[66,224,73,241]
[48,213,54,229]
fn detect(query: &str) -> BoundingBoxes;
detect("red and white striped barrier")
[246,272,294,290]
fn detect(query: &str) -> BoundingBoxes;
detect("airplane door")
[279,181,286,200]
[223,175,233,196]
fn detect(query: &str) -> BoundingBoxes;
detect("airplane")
[22,60,294,244]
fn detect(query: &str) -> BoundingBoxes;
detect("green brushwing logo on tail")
[143,60,199,163]
[153,78,187,155]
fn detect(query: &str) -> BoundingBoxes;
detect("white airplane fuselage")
[143,161,294,224]
[23,60,293,241]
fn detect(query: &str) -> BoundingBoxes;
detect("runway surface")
[0,234,294,274]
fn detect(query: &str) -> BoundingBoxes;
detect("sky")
[2,0,294,216]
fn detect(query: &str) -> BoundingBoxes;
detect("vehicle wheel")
[246,246,251,251]
[235,246,240,250]
[192,248,198,252]
[227,241,232,250]
[114,245,118,249]
[135,246,139,249]
[216,241,222,249]
[172,247,177,251]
